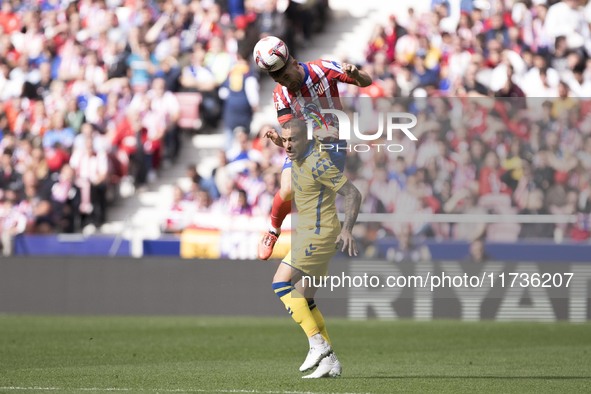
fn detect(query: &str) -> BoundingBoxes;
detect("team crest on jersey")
[303,103,331,130]
[314,81,327,96]
[302,103,339,129]
[302,103,339,132]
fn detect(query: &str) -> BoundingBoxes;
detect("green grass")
[0,316,590,393]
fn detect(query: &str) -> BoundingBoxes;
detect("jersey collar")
[299,62,309,89]
[294,140,315,163]
[301,139,315,160]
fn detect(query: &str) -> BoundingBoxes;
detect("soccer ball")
[253,36,289,72]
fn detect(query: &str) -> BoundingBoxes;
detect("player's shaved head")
[282,119,310,161]
[282,119,307,136]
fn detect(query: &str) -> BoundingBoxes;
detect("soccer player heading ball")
[270,118,362,378]
[252,36,372,260]
[254,36,368,378]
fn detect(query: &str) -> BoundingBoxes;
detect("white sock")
[308,333,326,348]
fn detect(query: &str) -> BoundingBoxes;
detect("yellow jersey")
[291,141,347,239]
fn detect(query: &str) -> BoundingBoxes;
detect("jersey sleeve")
[312,59,357,85]
[313,154,347,193]
[273,85,293,125]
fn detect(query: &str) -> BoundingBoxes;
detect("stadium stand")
[2,0,591,256]
[0,0,330,252]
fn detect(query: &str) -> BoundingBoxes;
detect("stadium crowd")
[345,0,591,244]
[165,0,591,246]
[1,0,591,248]
[0,0,328,243]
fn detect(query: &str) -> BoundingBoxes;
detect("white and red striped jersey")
[273,60,356,127]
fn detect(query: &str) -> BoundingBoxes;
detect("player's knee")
[272,281,293,298]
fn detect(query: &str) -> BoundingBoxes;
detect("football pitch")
[0,316,590,393]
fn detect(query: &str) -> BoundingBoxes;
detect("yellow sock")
[308,299,331,345]
[273,282,319,337]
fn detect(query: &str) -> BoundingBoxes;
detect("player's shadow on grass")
[341,376,591,380]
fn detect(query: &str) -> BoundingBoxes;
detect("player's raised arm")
[261,125,283,147]
[336,180,362,256]
[342,63,372,87]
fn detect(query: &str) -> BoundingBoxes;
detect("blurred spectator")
[552,81,577,118]
[146,77,181,163]
[112,110,148,187]
[255,169,279,215]
[22,61,53,101]
[494,64,526,100]
[464,238,489,264]
[157,55,182,92]
[205,36,234,86]
[127,41,158,92]
[443,187,487,241]
[42,112,75,150]
[195,189,213,212]
[219,46,259,149]
[0,149,20,191]
[236,161,265,208]
[369,165,396,213]
[1,191,26,255]
[366,16,403,64]
[70,136,109,228]
[386,223,431,263]
[49,164,80,233]
[229,188,252,216]
[226,126,262,173]
[64,98,85,134]
[0,2,20,35]
[256,0,288,39]
[479,151,511,197]
[180,44,220,128]
[162,185,193,233]
[461,61,490,96]
[518,188,555,239]
[513,160,537,210]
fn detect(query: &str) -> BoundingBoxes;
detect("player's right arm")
[312,154,361,256]
[274,84,293,126]
[335,180,361,256]
[266,85,293,147]
[263,126,283,147]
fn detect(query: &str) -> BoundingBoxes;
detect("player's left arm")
[342,63,372,87]
[315,157,362,256]
[318,59,372,88]
[335,179,362,256]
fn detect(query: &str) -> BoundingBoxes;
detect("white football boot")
[302,353,342,378]
[299,334,332,372]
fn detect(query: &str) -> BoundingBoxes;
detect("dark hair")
[268,56,292,78]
